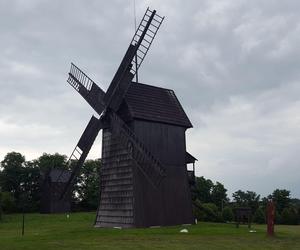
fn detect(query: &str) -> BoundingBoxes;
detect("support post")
[267,199,275,236]
[21,207,25,236]
[248,214,251,229]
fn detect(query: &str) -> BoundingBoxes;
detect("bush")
[202,203,219,222]
[194,201,223,222]
[193,200,205,220]
[0,192,16,213]
[253,207,266,224]
[281,207,298,225]
[222,207,234,222]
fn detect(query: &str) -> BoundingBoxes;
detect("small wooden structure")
[234,207,252,228]
[40,169,71,213]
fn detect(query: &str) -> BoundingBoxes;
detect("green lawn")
[0,212,299,250]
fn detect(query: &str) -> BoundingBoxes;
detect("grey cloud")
[0,0,299,198]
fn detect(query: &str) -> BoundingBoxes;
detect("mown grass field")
[0,212,300,250]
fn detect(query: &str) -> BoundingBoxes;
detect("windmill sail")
[104,8,164,112]
[68,63,106,115]
[130,8,164,74]
[58,116,103,200]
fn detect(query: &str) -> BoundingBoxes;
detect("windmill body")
[52,8,196,227]
[95,83,194,227]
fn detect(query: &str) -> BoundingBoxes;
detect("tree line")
[192,176,300,225]
[0,152,100,214]
[1,151,300,225]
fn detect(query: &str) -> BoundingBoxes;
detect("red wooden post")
[267,199,275,236]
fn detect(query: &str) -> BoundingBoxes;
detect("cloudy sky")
[1,0,300,199]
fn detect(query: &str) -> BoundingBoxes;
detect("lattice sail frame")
[130,8,164,75]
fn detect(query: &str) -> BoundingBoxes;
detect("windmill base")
[94,127,194,228]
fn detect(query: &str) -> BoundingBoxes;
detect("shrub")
[281,207,298,225]
[193,200,205,221]
[194,201,223,222]
[202,203,219,222]
[222,207,234,222]
[253,207,266,224]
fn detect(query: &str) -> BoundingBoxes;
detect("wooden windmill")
[53,8,195,227]
[40,168,71,213]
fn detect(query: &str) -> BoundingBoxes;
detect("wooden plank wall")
[132,120,194,227]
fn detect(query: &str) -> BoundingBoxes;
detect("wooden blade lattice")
[67,63,106,115]
[130,8,164,75]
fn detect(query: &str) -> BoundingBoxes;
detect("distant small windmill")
[50,7,196,227]
[40,168,71,213]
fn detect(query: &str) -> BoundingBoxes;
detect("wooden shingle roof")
[123,82,192,128]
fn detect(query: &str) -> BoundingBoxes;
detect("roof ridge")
[131,81,173,92]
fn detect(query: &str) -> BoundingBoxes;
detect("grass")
[0,212,300,249]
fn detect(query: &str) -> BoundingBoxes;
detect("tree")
[21,161,41,211]
[0,152,25,204]
[194,176,213,203]
[232,190,260,213]
[253,207,266,224]
[232,190,247,205]
[281,207,298,225]
[291,198,300,207]
[211,182,228,209]
[35,153,67,173]
[260,196,269,209]
[270,189,291,214]
[75,159,101,210]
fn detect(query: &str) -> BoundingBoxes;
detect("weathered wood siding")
[95,120,194,227]
[95,128,134,228]
[132,120,194,227]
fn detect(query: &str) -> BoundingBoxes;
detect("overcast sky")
[1,0,300,199]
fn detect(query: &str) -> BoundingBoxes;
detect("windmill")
[52,7,195,227]
[40,168,71,213]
